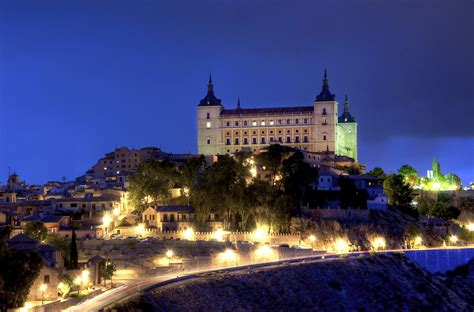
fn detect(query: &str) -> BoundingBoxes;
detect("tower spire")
[237,97,241,109]
[315,69,335,102]
[208,73,214,93]
[344,94,349,112]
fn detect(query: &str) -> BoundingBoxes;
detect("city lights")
[466,223,474,232]
[183,228,195,240]
[74,276,82,286]
[39,284,47,305]
[449,235,458,244]
[252,225,268,242]
[330,238,350,254]
[370,236,386,251]
[413,236,423,248]
[213,229,225,242]
[81,269,90,286]
[136,223,145,237]
[102,214,112,228]
[308,235,316,242]
[254,245,276,261]
[217,249,239,266]
[166,250,174,266]
[113,208,120,216]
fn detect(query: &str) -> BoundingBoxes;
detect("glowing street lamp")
[213,229,225,242]
[103,214,112,237]
[449,235,458,245]
[166,250,174,266]
[81,269,90,288]
[136,223,145,237]
[253,227,267,243]
[308,235,316,249]
[217,249,238,266]
[113,207,120,216]
[39,284,47,305]
[183,228,194,241]
[466,223,474,232]
[413,236,423,249]
[370,236,386,251]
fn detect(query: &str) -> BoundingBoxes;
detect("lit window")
[261,121,265,126]
[252,121,257,126]
[104,167,107,170]
[270,120,274,125]
[206,122,211,129]
[116,171,120,174]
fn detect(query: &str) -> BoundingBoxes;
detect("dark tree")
[0,248,43,308]
[23,221,48,241]
[383,174,418,218]
[366,167,387,179]
[70,228,78,269]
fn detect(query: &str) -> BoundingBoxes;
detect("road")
[65,246,474,312]
[65,252,344,312]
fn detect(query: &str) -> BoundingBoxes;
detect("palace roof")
[221,106,314,117]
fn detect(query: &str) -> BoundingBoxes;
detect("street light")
[166,250,174,266]
[136,223,145,237]
[466,223,474,232]
[103,214,112,237]
[39,284,47,305]
[183,228,194,241]
[449,235,458,245]
[213,229,225,242]
[308,235,316,249]
[81,269,90,288]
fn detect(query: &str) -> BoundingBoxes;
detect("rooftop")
[221,106,313,117]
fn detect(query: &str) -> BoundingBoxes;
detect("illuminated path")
[65,246,474,312]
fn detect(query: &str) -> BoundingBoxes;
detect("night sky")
[1,0,473,185]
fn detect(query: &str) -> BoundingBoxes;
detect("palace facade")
[197,71,358,161]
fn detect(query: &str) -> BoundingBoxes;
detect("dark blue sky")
[1,0,473,185]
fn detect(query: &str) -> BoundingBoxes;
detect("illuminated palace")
[197,71,358,161]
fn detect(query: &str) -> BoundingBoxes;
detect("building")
[21,215,71,233]
[7,234,64,302]
[142,205,223,232]
[90,146,196,179]
[197,71,358,161]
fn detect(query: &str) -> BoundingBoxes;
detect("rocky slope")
[111,254,473,312]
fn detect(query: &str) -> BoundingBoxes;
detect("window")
[226,121,230,127]
[286,137,291,143]
[244,138,248,145]
[170,214,175,222]
[270,120,274,125]
[322,108,327,115]
[226,138,231,145]
[252,138,257,144]
[270,130,273,134]
[71,203,77,208]
[304,118,307,124]
[286,130,290,134]
[261,137,266,144]
[278,130,282,134]
[253,131,256,135]
[235,121,239,126]
[206,112,210,119]
[304,129,308,133]
[295,129,299,133]
[322,118,327,125]
[206,121,211,129]
[278,137,282,143]
[244,131,248,135]
[287,119,291,124]
[252,121,257,126]
[235,131,239,135]
[261,121,265,126]
[295,136,300,143]
[304,136,308,143]
[226,131,230,136]
[207,138,211,145]
[261,130,265,135]
[270,137,274,142]
[295,119,299,124]
[234,138,239,145]
[44,275,50,284]
[243,121,247,126]
[323,135,327,141]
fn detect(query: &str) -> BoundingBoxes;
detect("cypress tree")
[70,228,78,269]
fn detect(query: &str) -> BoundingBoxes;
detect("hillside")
[111,254,473,312]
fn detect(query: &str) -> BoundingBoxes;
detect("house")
[142,206,223,232]
[21,215,71,233]
[7,234,63,302]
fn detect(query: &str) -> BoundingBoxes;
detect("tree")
[100,261,116,287]
[46,233,71,267]
[128,160,179,213]
[398,165,419,186]
[23,221,48,241]
[366,167,386,179]
[58,275,74,298]
[0,248,43,308]
[70,228,78,269]
[383,174,417,217]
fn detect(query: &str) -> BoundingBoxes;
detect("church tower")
[336,95,358,161]
[313,70,338,153]
[197,75,223,155]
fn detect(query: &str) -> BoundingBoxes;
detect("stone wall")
[302,207,369,221]
[109,226,301,245]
